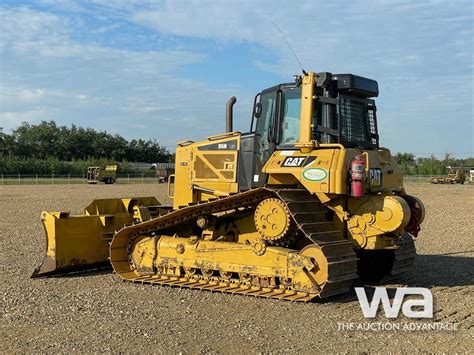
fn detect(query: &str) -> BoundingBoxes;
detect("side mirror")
[254,102,262,118]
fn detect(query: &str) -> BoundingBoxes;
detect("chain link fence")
[0,173,439,185]
[403,175,438,183]
[0,173,167,185]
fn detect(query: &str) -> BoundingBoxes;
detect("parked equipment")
[151,163,175,183]
[429,168,466,184]
[33,72,425,302]
[87,165,117,184]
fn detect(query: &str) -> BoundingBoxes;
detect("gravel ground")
[1,183,473,353]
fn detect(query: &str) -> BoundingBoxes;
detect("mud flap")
[32,197,163,277]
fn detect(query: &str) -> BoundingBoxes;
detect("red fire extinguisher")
[350,154,366,197]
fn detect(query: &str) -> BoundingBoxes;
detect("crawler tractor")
[33,72,425,302]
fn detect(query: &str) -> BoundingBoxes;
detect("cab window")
[280,87,301,144]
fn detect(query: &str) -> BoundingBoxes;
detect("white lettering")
[355,287,433,319]
[401,288,433,318]
[283,157,305,167]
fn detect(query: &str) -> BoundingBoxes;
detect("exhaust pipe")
[226,96,237,133]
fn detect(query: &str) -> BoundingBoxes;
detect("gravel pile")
[1,183,472,352]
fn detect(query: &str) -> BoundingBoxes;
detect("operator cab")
[238,72,380,190]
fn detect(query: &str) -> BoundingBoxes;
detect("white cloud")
[17,89,45,101]
[0,1,472,155]
[33,0,85,12]
[90,23,121,34]
[1,107,51,127]
[0,5,254,148]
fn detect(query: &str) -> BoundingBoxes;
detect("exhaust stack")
[226,96,237,133]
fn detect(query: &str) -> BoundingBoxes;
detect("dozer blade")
[32,197,163,277]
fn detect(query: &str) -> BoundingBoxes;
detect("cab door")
[252,89,278,186]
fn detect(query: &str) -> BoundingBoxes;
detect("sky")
[0,0,472,157]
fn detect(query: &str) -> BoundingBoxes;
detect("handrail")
[167,174,175,198]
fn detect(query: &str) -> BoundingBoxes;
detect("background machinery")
[33,72,425,302]
[151,163,175,183]
[87,164,118,184]
[429,167,467,184]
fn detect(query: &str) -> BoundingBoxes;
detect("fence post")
[18,173,21,185]
[68,174,70,184]
[36,174,38,185]
[142,173,144,183]
[1,174,3,185]
[51,173,54,185]
[128,174,130,184]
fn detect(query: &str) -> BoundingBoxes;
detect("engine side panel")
[173,132,241,209]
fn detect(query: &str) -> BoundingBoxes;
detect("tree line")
[1,121,170,161]
[0,122,472,175]
[394,153,474,176]
[0,121,172,174]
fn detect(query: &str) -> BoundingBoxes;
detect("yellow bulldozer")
[32,72,425,302]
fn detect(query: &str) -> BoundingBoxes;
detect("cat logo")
[282,156,306,167]
[369,168,383,187]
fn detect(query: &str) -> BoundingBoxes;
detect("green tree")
[3,120,171,163]
[394,153,416,175]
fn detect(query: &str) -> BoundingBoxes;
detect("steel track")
[110,187,358,301]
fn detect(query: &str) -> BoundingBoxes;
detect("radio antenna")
[268,18,307,75]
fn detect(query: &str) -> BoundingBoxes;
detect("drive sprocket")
[254,197,292,242]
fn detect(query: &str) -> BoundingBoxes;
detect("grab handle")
[167,174,175,198]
